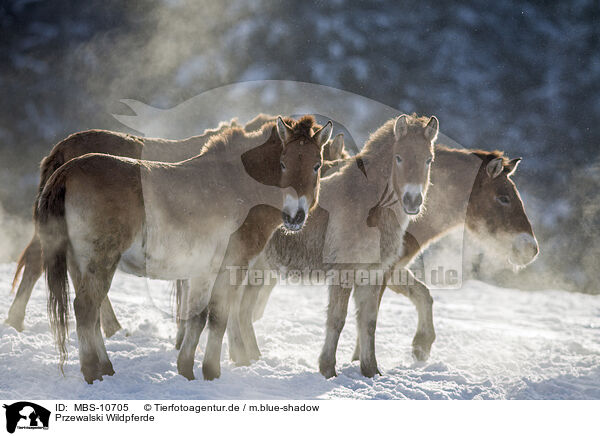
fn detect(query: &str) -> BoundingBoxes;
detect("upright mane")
[283,115,319,141]
[435,145,511,169]
[358,113,433,162]
[199,115,319,158]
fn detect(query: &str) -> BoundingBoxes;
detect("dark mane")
[436,144,510,168]
[285,115,318,140]
[359,113,432,162]
[197,115,320,159]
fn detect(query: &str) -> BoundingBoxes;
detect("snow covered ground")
[1,262,599,400]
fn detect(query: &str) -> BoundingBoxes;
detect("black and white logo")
[3,402,50,433]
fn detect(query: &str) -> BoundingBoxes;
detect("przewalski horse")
[251,145,539,371]
[226,114,439,377]
[36,116,333,383]
[6,115,347,337]
[347,146,539,362]
[6,120,238,334]
[173,132,348,355]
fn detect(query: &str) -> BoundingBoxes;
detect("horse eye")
[280,161,286,171]
[426,157,433,165]
[496,195,510,206]
[313,162,322,172]
[395,155,403,164]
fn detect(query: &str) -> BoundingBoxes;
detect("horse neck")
[407,150,479,247]
[333,145,392,196]
[240,138,283,187]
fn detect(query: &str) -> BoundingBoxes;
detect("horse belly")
[120,220,236,280]
[118,230,148,277]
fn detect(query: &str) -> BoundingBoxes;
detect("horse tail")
[36,146,67,208]
[10,249,27,294]
[10,148,66,294]
[36,166,70,372]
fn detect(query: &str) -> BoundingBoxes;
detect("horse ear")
[329,133,345,159]
[276,116,294,144]
[424,116,439,142]
[394,115,409,139]
[312,121,333,148]
[506,157,522,175]
[486,157,504,179]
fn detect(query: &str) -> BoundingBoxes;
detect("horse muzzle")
[402,191,423,216]
[282,209,306,232]
[509,232,539,266]
[282,194,309,231]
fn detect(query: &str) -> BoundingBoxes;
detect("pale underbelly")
[119,223,235,280]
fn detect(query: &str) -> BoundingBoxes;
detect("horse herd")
[5,113,539,384]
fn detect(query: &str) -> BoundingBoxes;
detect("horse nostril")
[414,193,423,207]
[402,192,422,209]
[293,209,306,225]
[512,234,539,264]
[282,211,291,223]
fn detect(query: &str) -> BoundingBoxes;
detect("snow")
[1,262,599,400]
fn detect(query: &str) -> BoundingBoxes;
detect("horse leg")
[387,269,435,361]
[99,297,122,338]
[174,279,189,350]
[351,268,436,362]
[238,278,275,362]
[176,309,208,380]
[351,284,384,362]
[354,283,382,378]
[230,255,272,364]
[72,256,118,384]
[94,314,115,376]
[318,284,352,378]
[203,248,247,381]
[5,236,43,331]
[176,278,210,380]
[203,205,280,380]
[227,284,251,366]
[252,278,276,322]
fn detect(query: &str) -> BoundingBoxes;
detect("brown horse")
[249,145,539,373]
[348,146,539,362]
[36,116,333,383]
[225,114,439,377]
[6,115,346,336]
[6,120,237,333]
[174,133,348,357]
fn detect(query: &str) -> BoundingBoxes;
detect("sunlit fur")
[34,115,330,383]
[229,114,439,377]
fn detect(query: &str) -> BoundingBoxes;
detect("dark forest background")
[0,0,598,292]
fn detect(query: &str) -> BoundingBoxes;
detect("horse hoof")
[360,363,381,378]
[202,362,221,381]
[102,324,122,339]
[100,362,115,376]
[4,317,24,332]
[318,357,337,379]
[412,333,435,362]
[412,345,431,362]
[180,371,195,381]
[247,349,261,362]
[83,372,103,384]
[177,360,196,381]
[319,366,337,379]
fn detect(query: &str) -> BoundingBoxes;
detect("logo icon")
[3,402,50,433]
